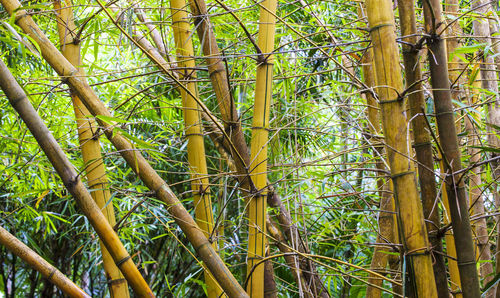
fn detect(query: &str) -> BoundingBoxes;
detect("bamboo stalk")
[357,11,399,295]
[443,0,464,295]
[0,58,154,297]
[468,71,494,296]
[0,225,89,297]
[169,1,224,297]
[52,1,130,296]
[398,0,449,296]
[422,0,481,296]
[0,1,247,296]
[365,0,438,296]
[246,0,278,296]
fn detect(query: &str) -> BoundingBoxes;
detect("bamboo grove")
[0,0,499,296]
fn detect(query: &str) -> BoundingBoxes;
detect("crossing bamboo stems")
[0,59,154,297]
[246,0,278,296]
[0,225,89,297]
[187,0,326,293]
[398,0,449,296]
[423,0,481,296]
[52,1,129,296]
[169,0,224,296]
[0,1,247,296]
[365,0,438,296]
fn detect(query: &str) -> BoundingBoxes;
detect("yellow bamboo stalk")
[357,10,399,295]
[52,1,129,297]
[169,1,224,297]
[247,0,278,296]
[365,0,438,296]
[0,1,247,295]
[0,225,89,297]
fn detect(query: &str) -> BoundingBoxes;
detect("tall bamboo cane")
[398,0,449,296]
[247,0,278,296]
[0,1,247,296]
[0,58,154,297]
[443,0,464,294]
[169,1,224,297]
[52,1,129,296]
[467,71,494,297]
[0,225,89,297]
[357,10,399,294]
[365,0,438,296]
[422,0,481,296]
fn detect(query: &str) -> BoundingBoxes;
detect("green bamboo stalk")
[52,1,130,296]
[365,0,438,295]
[0,58,154,297]
[398,0,449,296]
[0,1,247,296]
[0,225,89,298]
[422,0,481,296]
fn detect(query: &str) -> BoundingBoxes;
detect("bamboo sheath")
[169,0,224,297]
[422,0,481,296]
[365,0,438,296]
[0,225,89,297]
[398,0,449,296]
[0,59,154,297]
[246,0,278,296]
[52,1,130,296]
[0,1,247,296]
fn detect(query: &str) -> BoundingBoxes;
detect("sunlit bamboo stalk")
[52,1,129,296]
[0,225,89,297]
[422,0,481,296]
[0,1,247,296]
[357,8,399,295]
[169,0,224,296]
[0,58,154,297]
[365,0,438,295]
[247,0,278,296]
